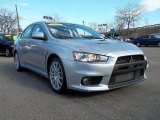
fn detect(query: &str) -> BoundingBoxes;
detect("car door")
[28,24,48,71]
[19,25,33,64]
[147,35,152,45]
[142,35,149,45]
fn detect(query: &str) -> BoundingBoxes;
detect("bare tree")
[115,19,125,37]
[0,8,17,34]
[115,3,145,37]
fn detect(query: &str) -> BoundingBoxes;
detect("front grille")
[116,55,144,64]
[109,70,144,85]
[109,55,146,87]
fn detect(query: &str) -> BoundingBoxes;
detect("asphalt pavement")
[0,47,160,120]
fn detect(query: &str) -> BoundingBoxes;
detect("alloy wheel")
[50,61,64,91]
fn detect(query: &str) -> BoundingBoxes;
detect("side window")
[32,24,45,34]
[21,25,33,38]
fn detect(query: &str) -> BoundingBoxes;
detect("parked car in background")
[0,34,16,57]
[13,22,149,94]
[133,35,160,47]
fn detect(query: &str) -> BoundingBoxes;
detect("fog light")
[81,77,91,85]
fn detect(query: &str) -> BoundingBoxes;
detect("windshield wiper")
[83,36,102,39]
[58,36,73,39]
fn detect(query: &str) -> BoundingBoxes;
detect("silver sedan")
[13,22,149,93]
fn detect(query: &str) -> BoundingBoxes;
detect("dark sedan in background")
[0,34,16,57]
[133,34,160,47]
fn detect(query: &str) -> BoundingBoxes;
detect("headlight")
[73,52,109,62]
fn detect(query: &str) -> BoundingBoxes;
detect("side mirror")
[32,32,47,40]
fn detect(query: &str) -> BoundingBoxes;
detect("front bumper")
[62,55,148,92]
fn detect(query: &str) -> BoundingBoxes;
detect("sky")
[0,0,160,29]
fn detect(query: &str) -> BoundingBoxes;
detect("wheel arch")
[47,53,62,75]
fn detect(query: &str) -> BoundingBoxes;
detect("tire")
[14,52,23,71]
[136,42,141,47]
[49,58,67,94]
[5,48,11,57]
[158,42,160,47]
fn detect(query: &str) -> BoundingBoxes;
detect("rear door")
[19,25,33,64]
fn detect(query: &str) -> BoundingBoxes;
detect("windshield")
[47,23,103,39]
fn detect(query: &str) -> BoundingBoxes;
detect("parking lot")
[0,47,160,120]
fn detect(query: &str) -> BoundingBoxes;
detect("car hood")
[59,38,143,56]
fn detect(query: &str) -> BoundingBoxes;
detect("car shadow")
[63,89,120,98]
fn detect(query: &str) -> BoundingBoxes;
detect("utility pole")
[15,4,20,33]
